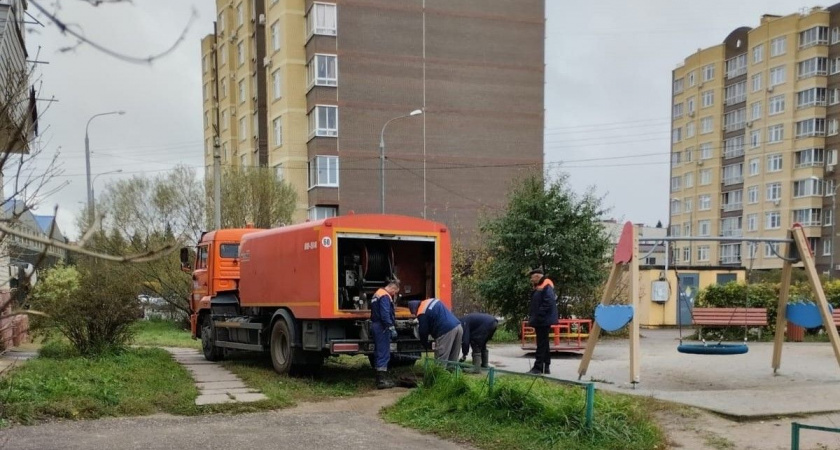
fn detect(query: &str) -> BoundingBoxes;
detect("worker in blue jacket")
[408,298,463,366]
[459,313,498,370]
[370,280,400,389]
[528,268,558,375]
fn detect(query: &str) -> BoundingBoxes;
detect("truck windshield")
[220,244,240,258]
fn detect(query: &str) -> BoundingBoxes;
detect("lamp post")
[85,111,126,223]
[379,109,423,213]
[91,169,123,219]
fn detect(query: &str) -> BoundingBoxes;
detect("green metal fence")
[422,358,596,428]
[791,422,840,449]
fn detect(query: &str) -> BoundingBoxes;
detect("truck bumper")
[329,339,425,355]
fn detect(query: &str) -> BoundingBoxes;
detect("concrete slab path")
[162,347,268,406]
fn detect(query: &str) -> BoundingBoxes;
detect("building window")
[799,26,829,49]
[795,148,824,168]
[725,81,746,105]
[309,206,338,220]
[798,57,828,79]
[307,54,338,87]
[792,208,822,226]
[684,172,694,188]
[673,78,684,94]
[221,79,227,98]
[670,199,681,215]
[221,110,228,130]
[748,158,759,176]
[687,97,695,114]
[723,109,746,132]
[684,197,693,212]
[826,209,834,227]
[682,247,691,262]
[768,94,785,115]
[748,185,761,203]
[222,143,228,161]
[219,12,226,32]
[700,142,713,159]
[721,190,743,212]
[237,41,245,66]
[701,90,714,108]
[700,64,713,81]
[795,118,826,138]
[724,136,745,158]
[825,239,833,256]
[830,119,839,136]
[670,225,681,237]
[306,2,337,37]
[673,102,684,118]
[751,73,762,92]
[308,155,339,188]
[722,163,743,186]
[765,211,781,230]
[769,66,786,86]
[239,116,247,141]
[829,149,839,166]
[747,213,758,232]
[750,130,761,148]
[273,117,283,147]
[725,54,747,79]
[220,44,227,65]
[831,89,840,105]
[685,122,695,138]
[797,87,827,108]
[770,36,787,57]
[671,151,682,168]
[238,79,245,104]
[696,169,710,185]
[767,124,784,143]
[241,153,248,166]
[720,216,743,236]
[671,127,682,144]
[272,70,282,100]
[765,242,780,257]
[700,117,713,134]
[750,101,761,121]
[271,21,281,51]
[699,194,711,211]
[719,244,741,264]
[793,178,824,198]
[697,246,710,262]
[826,179,836,197]
[309,105,338,137]
[753,44,764,64]
[766,154,783,172]
[204,112,209,129]
[236,3,244,26]
[766,182,782,201]
[831,57,840,75]
[833,27,840,44]
[274,163,284,181]
[698,220,711,236]
[670,176,681,192]
[688,71,696,87]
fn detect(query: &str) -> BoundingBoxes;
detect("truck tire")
[201,315,224,362]
[368,352,420,369]
[270,319,295,374]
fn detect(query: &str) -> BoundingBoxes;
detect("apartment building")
[670,4,840,273]
[200,0,545,233]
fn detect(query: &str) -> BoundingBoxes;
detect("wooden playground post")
[771,241,793,373]
[628,224,641,384]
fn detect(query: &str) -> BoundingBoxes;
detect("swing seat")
[786,302,834,329]
[594,305,634,332]
[677,342,749,355]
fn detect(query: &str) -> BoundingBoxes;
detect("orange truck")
[180,214,452,374]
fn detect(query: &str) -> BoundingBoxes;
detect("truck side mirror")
[179,247,191,272]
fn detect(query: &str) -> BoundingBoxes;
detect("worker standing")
[527,268,558,375]
[370,280,400,389]
[408,299,463,366]
[459,313,498,370]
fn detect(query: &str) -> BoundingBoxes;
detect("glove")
[389,326,398,340]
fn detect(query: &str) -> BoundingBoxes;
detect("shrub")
[29,263,140,356]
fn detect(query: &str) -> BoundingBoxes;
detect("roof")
[33,215,55,233]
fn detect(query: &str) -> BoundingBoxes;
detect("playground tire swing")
[578,222,840,385]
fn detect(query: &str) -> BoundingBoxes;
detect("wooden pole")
[629,225,641,384]
[789,225,840,370]
[772,254,792,373]
[577,261,621,379]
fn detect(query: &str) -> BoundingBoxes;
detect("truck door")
[193,244,210,308]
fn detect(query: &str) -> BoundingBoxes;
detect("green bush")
[29,263,140,356]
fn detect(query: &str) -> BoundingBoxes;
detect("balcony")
[720,255,742,264]
[723,176,744,186]
[724,148,745,159]
[722,202,743,212]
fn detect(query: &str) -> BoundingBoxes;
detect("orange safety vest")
[536,279,554,291]
[416,298,440,315]
[373,288,389,300]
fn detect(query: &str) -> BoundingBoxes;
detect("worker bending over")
[459,313,498,370]
[408,299,463,366]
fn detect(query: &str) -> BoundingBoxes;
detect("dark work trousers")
[534,325,551,371]
[470,324,497,367]
[371,322,391,371]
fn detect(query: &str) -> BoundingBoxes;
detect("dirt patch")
[657,407,840,449]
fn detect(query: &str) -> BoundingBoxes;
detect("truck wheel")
[201,315,224,361]
[270,319,294,374]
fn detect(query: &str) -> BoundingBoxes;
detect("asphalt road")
[0,390,469,450]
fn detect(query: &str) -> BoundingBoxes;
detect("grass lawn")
[382,367,665,450]
[0,343,197,426]
[131,319,201,349]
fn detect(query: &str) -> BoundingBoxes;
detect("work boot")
[542,366,551,375]
[527,364,543,375]
[470,353,482,373]
[376,371,395,389]
[480,348,489,368]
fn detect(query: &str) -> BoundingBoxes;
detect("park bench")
[691,307,768,339]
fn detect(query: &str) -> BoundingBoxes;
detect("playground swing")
[674,242,757,356]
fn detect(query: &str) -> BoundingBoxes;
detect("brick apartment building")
[200,0,545,235]
[670,3,840,274]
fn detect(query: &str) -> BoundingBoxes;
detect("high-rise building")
[670,4,840,273]
[200,0,545,235]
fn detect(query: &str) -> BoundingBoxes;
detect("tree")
[477,172,611,322]
[206,166,297,229]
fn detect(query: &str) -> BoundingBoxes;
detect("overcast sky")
[22,0,821,239]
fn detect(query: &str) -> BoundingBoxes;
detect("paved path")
[162,347,268,406]
[489,328,840,419]
[0,390,469,450]
[0,346,37,374]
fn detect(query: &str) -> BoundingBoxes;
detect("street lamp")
[91,169,123,216]
[85,111,126,222]
[379,109,423,214]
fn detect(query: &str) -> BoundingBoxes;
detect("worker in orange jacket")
[370,280,400,389]
[528,268,558,375]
